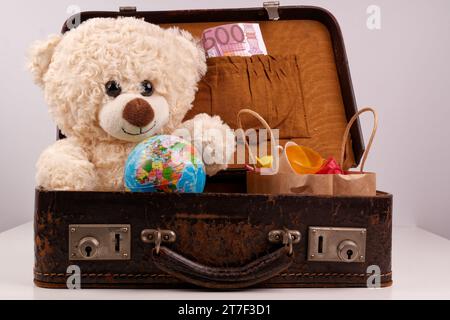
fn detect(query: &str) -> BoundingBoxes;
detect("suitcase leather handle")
[151,246,293,289]
[143,228,300,289]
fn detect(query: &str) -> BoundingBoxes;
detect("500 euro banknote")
[201,23,268,58]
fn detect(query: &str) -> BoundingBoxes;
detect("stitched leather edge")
[34,271,392,279]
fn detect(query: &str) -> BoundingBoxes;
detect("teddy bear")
[28,17,235,191]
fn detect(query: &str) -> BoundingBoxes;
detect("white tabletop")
[0,222,449,300]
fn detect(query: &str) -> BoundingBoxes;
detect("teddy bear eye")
[105,80,122,97]
[140,80,154,97]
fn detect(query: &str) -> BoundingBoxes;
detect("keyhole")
[318,236,323,254]
[346,249,353,260]
[85,246,92,257]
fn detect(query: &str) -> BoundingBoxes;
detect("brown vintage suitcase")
[34,4,393,289]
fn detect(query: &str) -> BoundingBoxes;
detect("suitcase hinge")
[263,1,280,21]
[119,6,137,13]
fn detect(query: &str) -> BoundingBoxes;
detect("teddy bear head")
[28,17,206,143]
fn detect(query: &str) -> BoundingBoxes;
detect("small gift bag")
[333,107,378,196]
[237,109,334,195]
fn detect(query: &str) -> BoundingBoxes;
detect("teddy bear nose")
[122,98,155,127]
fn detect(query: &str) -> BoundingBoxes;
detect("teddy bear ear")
[191,37,208,79]
[27,34,62,87]
[167,27,207,80]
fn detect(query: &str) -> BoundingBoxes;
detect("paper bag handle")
[339,107,378,172]
[237,109,279,172]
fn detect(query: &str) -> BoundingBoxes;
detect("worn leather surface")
[34,188,392,288]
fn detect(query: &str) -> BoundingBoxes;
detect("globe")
[124,135,206,193]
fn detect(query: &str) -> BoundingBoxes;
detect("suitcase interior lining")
[162,20,356,170]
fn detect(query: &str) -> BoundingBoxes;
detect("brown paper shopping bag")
[246,172,334,195]
[333,107,378,196]
[239,107,378,196]
[237,109,334,195]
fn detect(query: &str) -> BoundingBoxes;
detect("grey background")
[1,0,449,238]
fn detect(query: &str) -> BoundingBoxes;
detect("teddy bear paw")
[36,140,97,191]
[36,160,97,191]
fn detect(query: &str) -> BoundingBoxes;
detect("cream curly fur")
[173,114,235,176]
[29,17,234,191]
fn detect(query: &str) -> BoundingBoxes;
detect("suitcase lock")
[69,224,131,260]
[307,227,367,263]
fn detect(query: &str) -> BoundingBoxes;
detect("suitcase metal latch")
[268,229,301,256]
[141,229,176,255]
[263,1,280,21]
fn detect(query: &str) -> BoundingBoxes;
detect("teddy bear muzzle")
[122,98,155,128]
[98,92,170,143]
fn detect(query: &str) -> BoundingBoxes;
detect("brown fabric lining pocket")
[188,54,310,139]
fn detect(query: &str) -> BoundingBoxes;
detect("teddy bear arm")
[173,113,236,176]
[36,138,97,191]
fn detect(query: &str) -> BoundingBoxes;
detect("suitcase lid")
[62,4,364,169]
